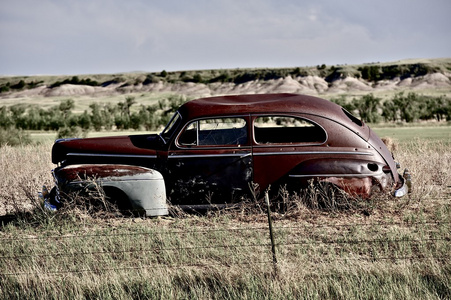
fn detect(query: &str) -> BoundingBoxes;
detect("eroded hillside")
[1,58,450,100]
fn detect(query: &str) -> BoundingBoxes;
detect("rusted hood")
[52,134,160,164]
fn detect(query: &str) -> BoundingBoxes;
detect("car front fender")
[53,164,168,216]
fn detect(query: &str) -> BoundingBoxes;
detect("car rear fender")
[287,158,394,198]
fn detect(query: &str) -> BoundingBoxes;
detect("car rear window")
[254,116,326,144]
[178,118,248,147]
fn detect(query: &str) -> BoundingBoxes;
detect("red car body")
[50,93,408,212]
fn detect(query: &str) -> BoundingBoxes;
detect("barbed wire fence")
[0,197,449,278]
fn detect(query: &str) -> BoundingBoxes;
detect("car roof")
[178,93,351,124]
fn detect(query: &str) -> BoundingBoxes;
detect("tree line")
[331,92,451,124]
[0,95,187,140]
[0,92,449,140]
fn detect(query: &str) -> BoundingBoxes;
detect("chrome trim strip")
[240,153,252,158]
[289,172,383,178]
[68,178,154,184]
[67,153,157,159]
[55,138,79,143]
[169,153,251,159]
[254,151,373,156]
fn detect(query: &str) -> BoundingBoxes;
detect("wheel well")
[102,186,133,211]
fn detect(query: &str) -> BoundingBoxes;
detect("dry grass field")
[0,128,450,299]
[1,58,450,298]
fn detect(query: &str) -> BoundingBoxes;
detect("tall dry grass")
[396,139,450,200]
[0,138,450,299]
[0,143,54,216]
[0,136,448,217]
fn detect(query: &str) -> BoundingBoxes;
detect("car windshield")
[160,111,182,143]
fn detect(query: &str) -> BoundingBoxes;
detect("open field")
[0,92,172,114]
[28,130,153,144]
[0,127,450,299]
[372,125,451,144]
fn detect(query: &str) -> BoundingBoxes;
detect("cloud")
[1,0,450,75]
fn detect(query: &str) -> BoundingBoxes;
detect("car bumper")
[394,172,410,197]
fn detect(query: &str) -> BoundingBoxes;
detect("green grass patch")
[28,130,154,144]
[373,125,451,144]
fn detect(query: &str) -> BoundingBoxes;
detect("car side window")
[254,116,326,144]
[178,118,247,147]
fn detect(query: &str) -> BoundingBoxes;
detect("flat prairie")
[0,128,450,299]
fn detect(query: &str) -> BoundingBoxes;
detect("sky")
[1,0,450,76]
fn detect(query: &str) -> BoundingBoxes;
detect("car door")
[167,116,252,205]
[251,114,328,192]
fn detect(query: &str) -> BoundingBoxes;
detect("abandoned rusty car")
[46,93,409,215]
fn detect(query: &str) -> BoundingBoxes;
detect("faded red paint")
[51,93,408,203]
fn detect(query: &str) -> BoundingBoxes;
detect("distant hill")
[1,58,450,99]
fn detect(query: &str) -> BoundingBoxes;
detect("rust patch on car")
[57,164,153,181]
[323,177,373,198]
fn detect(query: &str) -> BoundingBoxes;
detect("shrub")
[359,66,381,82]
[57,126,86,139]
[330,95,355,113]
[352,94,381,123]
[50,76,99,88]
[0,128,32,147]
[143,75,160,85]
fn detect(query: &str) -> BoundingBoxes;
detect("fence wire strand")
[0,220,447,242]
[0,214,449,277]
[0,237,448,261]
